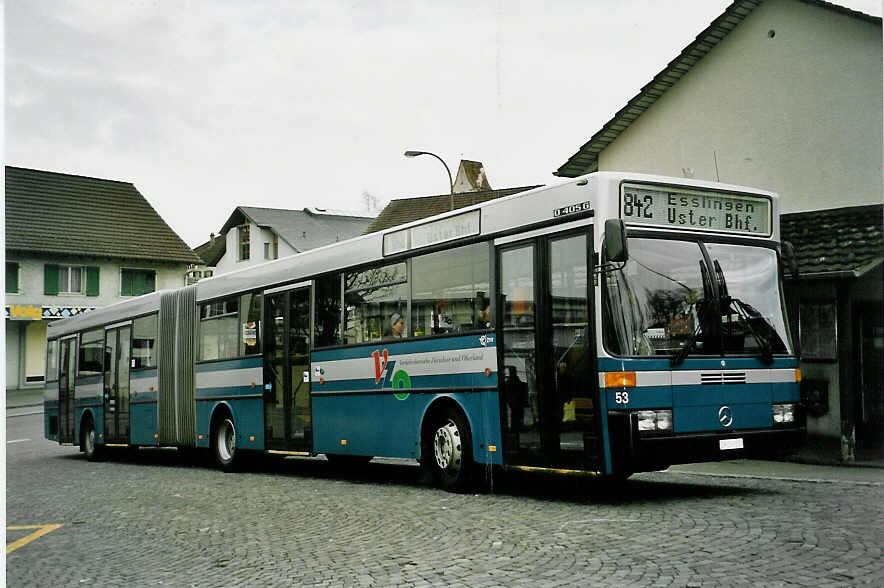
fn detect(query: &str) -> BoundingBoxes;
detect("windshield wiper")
[671,259,715,367]
[713,260,775,365]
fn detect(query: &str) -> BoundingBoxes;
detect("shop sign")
[5,305,95,321]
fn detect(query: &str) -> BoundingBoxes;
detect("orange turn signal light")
[605,371,636,388]
[795,369,802,383]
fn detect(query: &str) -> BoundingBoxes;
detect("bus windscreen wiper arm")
[713,260,775,365]
[671,259,715,367]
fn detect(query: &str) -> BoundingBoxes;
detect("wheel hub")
[433,420,462,472]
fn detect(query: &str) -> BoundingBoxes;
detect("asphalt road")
[6,411,884,587]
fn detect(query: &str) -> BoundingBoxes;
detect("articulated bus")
[44,172,805,489]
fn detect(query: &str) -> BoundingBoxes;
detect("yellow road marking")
[6,524,63,554]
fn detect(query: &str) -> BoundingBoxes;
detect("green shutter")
[121,270,133,296]
[86,266,100,296]
[44,265,59,295]
[5,263,18,294]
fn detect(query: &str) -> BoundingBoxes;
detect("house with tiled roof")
[553,0,883,459]
[5,166,202,391]
[194,206,374,276]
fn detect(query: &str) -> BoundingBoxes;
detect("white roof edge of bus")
[45,171,780,338]
[46,289,168,339]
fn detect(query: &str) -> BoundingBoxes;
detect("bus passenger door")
[103,325,131,443]
[263,286,312,452]
[58,337,77,444]
[497,229,600,470]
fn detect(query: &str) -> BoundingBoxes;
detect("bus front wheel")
[425,408,473,491]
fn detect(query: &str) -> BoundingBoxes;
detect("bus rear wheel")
[425,408,473,491]
[82,418,104,462]
[212,415,240,472]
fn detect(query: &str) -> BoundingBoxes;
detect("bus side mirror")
[604,219,629,263]
[782,240,799,279]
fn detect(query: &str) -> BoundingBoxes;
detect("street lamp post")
[404,150,454,211]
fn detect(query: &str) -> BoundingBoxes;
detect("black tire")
[211,413,241,472]
[423,407,474,491]
[81,418,104,462]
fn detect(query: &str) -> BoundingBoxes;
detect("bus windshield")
[603,237,792,359]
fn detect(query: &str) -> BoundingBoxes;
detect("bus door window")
[499,244,538,449]
[289,288,311,440]
[58,338,77,443]
[103,325,132,441]
[265,294,287,442]
[549,234,590,452]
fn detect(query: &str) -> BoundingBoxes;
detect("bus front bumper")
[608,412,807,473]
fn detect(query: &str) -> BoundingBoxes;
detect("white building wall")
[5,255,188,389]
[213,222,296,275]
[598,0,883,211]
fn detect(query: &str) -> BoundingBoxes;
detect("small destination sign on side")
[554,201,591,218]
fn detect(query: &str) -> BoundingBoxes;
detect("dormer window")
[264,234,279,260]
[238,224,250,261]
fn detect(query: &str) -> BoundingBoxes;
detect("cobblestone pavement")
[7,413,884,587]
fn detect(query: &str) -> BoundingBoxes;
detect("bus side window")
[314,274,342,347]
[344,263,407,344]
[78,329,104,376]
[132,314,158,369]
[410,242,491,336]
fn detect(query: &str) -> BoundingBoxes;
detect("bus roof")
[47,171,778,339]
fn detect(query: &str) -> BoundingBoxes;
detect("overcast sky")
[6,0,881,248]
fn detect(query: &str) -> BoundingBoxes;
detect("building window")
[6,262,19,294]
[59,266,84,293]
[121,269,156,297]
[44,265,99,296]
[264,235,279,260]
[799,301,838,361]
[238,225,250,261]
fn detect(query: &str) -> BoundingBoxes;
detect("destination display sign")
[620,183,771,236]
[383,209,480,255]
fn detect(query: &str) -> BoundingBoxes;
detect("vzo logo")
[371,349,411,400]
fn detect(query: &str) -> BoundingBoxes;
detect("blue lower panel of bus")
[131,401,158,446]
[195,397,265,450]
[312,390,503,465]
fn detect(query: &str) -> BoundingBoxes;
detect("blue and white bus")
[44,172,804,489]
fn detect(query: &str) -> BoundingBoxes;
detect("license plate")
[720,438,744,450]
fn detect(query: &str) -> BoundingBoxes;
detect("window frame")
[238,224,250,261]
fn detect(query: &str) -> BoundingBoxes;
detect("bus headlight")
[636,409,673,433]
[772,403,795,424]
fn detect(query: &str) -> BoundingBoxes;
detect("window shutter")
[121,270,133,296]
[5,263,18,294]
[44,265,59,295]
[86,266,100,296]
